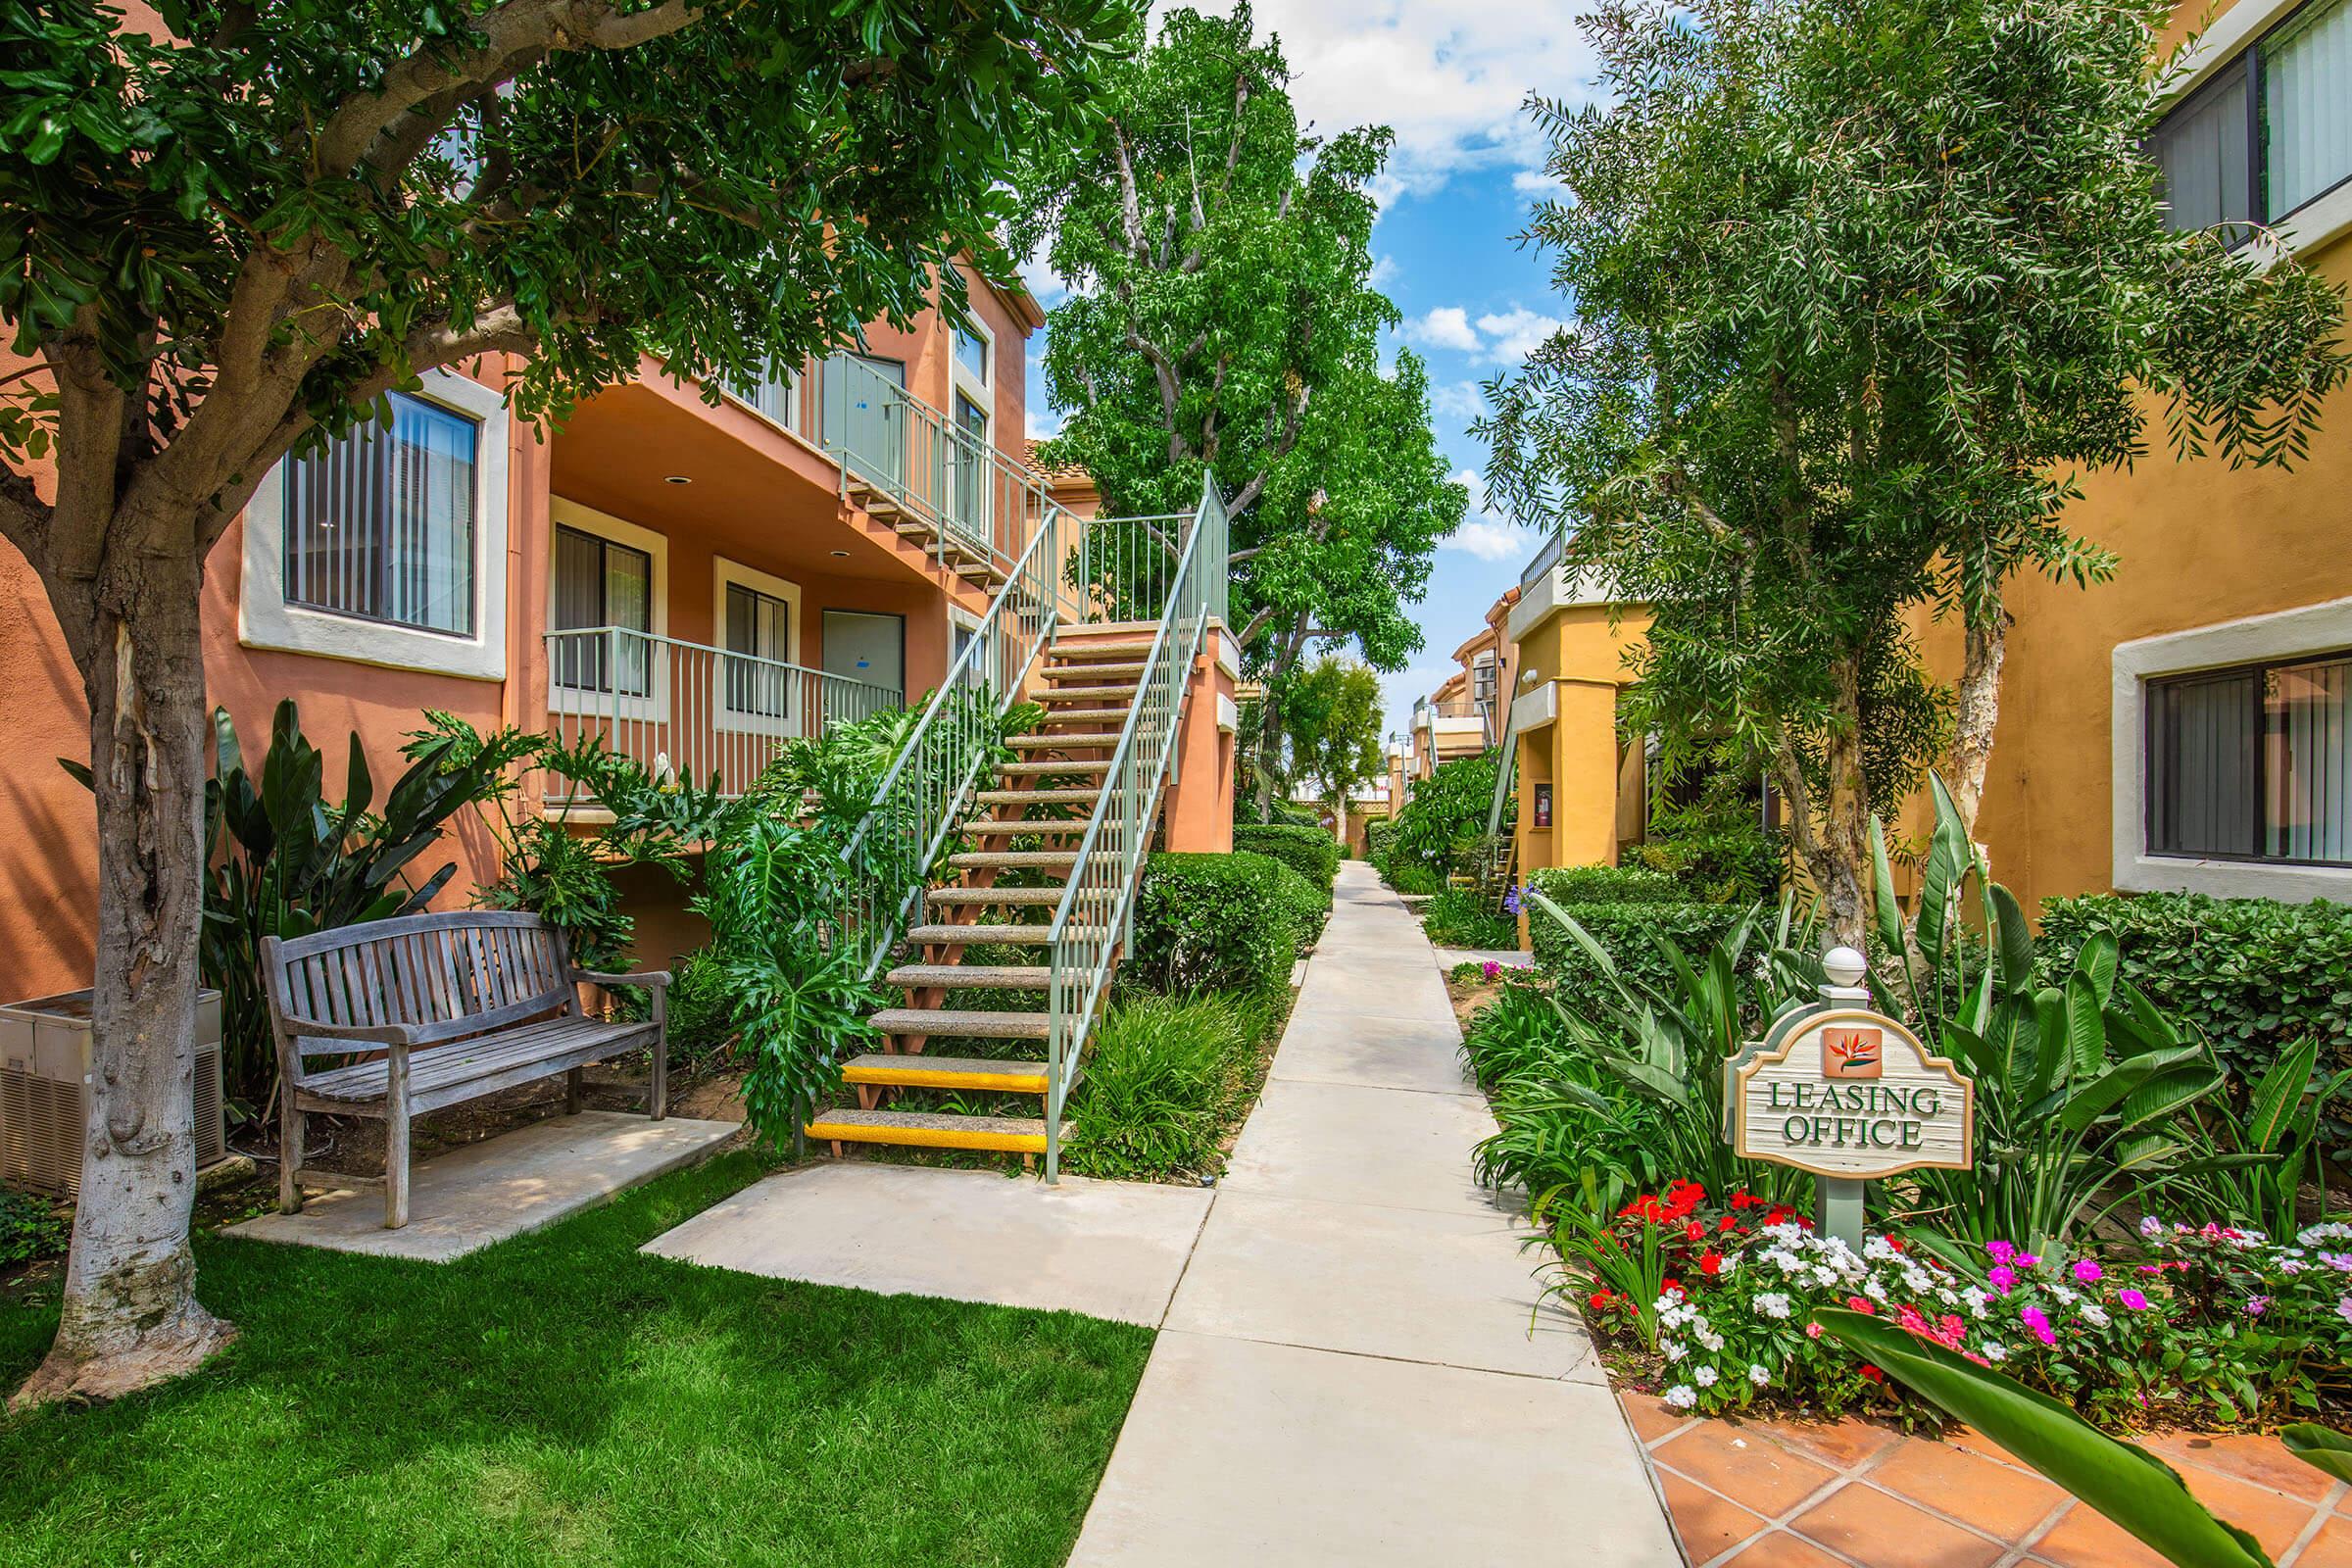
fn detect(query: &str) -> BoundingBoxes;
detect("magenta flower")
[2020,1304,2057,1348]
[2336,1296,2352,1327]
[1986,1241,2017,1266]
[2246,1296,2271,1318]
[1987,1265,2018,1296]
[1482,960,1501,981]
[2118,1289,2151,1311]
[2071,1259,2103,1284]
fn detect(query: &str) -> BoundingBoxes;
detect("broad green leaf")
[2242,1039,2317,1154]
[2279,1426,2352,1485]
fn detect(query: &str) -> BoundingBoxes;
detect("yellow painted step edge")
[804,1116,1047,1153]
[840,1063,1049,1094]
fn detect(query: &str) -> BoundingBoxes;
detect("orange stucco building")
[0,266,1062,1002]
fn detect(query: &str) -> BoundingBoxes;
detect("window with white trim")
[2146,650,2352,865]
[552,524,654,696]
[954,323,989,383]
[283,392,478,636]
[722,580,792,717]
[2148,0,2352,237]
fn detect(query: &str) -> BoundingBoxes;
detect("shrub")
[1129,852,1299,995]
[1421,887,1517,950]
[1384,860,1445,896]
[0,1186,68,1268]
[1390,752,1505,879]
[1634,766,1788,903]
[1529,863,1688,906]
[1363,816,1397,863]
[1063,991,1276,1181]
[2036,891,2352,1153]
[1263,857,1330,953]
[1527,899,1750,1020]
[1233,823,1341,891]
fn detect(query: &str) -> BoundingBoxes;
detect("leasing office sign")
[1728,1008,1973,1179]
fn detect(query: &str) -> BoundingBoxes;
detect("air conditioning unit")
[0,988,225,1199]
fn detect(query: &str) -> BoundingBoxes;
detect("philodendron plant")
[1870,779,2228,1252]
[1818,1307,2346,1568]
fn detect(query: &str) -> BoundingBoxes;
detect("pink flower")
[1987,1265,2018,1296]
[2118,1289,2151,1311]
[2336,1297,2352,1327]
[2020,1304,2057,1348]
[2071,1259,2103,1284]
[2245,1296,2271,1318]
[1986,1241,2017,1266]
[1482,960,1501,981]
[1805,1322,1824,1339]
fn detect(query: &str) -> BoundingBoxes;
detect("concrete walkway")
[1068,861,1681,1566]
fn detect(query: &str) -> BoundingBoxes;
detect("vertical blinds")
[284,393,478,635]
[723,583,789,716]
[552,525,652,696]
[2153,73,2251,231]
[2147,654,2352,864]
[2268,0,2352,216]
[2268,655,2352,862]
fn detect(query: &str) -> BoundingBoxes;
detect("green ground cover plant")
[1419,888,1517,951]
[0,1190,67,1270]
[0,1152,1151,1567]
[1063,991,1283,1182]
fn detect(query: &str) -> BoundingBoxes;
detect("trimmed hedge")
[2037,892,2352,1151]
[1234,823,1341,891]
[1363,816,1397,863]
[1528,898,1751,1021]
[1129,851,1301,996]
[1527,863,1688,906]
[1263,856,1331,952]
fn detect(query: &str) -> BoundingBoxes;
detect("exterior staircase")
[808,477,1229,1178]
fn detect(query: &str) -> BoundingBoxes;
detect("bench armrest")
[276,1013,424,1047]
[574,968,671,991]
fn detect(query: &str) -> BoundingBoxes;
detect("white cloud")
[1172,1,1599,199]
[1404,306,1481,354]
[1440,466,1540,563]
[1473,307,1567,365]
[1429,380,1487,420]
[1025,402,1062,442]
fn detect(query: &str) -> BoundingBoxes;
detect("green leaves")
[1814,1308,2277,1568]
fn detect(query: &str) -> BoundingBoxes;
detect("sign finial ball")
[1822,946,1868,987]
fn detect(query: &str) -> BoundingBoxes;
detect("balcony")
[543,627,901,805]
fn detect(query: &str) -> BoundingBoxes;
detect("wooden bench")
[262,910,669,1229]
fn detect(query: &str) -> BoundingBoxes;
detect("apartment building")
[1408,587,1518,782]
[0,266,1051,1001]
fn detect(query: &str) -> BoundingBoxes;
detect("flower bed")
[1576,1179,2352,1432]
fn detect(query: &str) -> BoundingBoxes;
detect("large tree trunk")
[1947,607,2008,851]
[12,544,234,1410]
[1807,657,1873,954]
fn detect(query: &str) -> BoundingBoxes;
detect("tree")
[1277,657,1384,842]
[1010,2,1464,760]
[0,0,1130,1408]
[1478,0,2345,947]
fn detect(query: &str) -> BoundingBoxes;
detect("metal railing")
[1042,475,1229,1179]
[543,627,899,804]
[728,354,1055,577]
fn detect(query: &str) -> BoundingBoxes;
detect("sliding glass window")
[283,392,478,635]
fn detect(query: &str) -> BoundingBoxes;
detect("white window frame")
[951,316,993,401]
[547,497,668,723]
[239,369,511,680]
[2158,0,2352,260]
[2111,594,2352,901]
[948,603,989,690]
[712,557,805,737]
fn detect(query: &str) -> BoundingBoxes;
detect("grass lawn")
[0,1152,1152,1567]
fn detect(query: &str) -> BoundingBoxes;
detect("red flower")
[1859,1365,1884,1383]
[1699,1250,1725,1277]
[1589,1291,1616,1312]
[1845,1296,1876,1315]
[1718,1215,1740,1233]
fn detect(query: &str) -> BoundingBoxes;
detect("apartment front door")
[822,609,906,708]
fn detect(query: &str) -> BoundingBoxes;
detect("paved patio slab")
[225,1110,737,1262]
[1162,1188,1598,1380]
[1219,1075,1497,1216]
[1266,1009,1477,1095]
[640,1161,1213,1325]
[1067,1331,1681,1567]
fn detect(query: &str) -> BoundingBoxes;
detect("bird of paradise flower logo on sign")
[1821,1027,1883,1080]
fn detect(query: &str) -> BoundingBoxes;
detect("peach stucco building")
[0,266,1060,1002]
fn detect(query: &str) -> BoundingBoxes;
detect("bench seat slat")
[295,1015,654,1111]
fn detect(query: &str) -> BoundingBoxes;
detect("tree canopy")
[1010,3,1463,685]
[1277,656,1385,812]
[1478,0,2346,943]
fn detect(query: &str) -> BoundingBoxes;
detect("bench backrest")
[264,910,576,1057]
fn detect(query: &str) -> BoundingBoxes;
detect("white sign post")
[1723,947,1974,1249]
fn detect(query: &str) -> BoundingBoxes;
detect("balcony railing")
[543,627,900,804]
[727,353,1053,575]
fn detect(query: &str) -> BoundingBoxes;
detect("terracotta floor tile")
[1725,1528,1855,1568]
[1660,1470,1771,1563]
[1753,1415,1906,1472]
[1945,1425,2035,1475]
[1870,1438,2069,1543]
[1655,1419,1842,1517]
[1622,1390,1697,1446]
[2180,1470,2334,1558]
[1791,1484,2006,1568]
[2291,1513,2352,1568]
[2148,1433,2340,1506]
[2030,1501,2179,1568]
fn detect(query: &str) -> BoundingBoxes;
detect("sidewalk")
[1067,860,1682,1566]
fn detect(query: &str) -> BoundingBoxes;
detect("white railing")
[728,353,1054,577]
[544,627,899,804]
[1042,475,1229,1179]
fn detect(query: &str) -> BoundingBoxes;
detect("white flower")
[1861,1278,1889,1303]
[1811,1267,1841,1289]
[1747,1363,1772,1387]
[2050,1285,2080,1305]
[1663,1385,1699,1410]
[2300,1222,2352,1248]
[1695,1328,1726,1352]
[1654,1295,1685,1318]
[2080,1303,2110,1328]
[1936,1288,1959,1307]
[1661,1339,1687,1362]
[1718,1256,1740,1279]
[1753,1292,1793,1321]
[1962,1288,1992,1321]
[2280,1257,2308,1276]
[1693,1365,1720,1388]
[1865,1236,1900,1262]
[1981,1342,2008,1362]
[2139,1214,2165,1239]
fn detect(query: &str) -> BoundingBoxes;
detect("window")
[552,524,653,696]
[283,392,478,635]
[2149,0,2352,235]
[2147,651,2351,865]
[952,391,991,533]
[723,581,791,717]
[954,323,989,382]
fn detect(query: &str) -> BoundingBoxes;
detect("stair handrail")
[844,500,1083,978]
[1040,474,1231,1180]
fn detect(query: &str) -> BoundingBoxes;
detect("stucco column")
[1162,623,1237,853]
[1552,678,1622,868]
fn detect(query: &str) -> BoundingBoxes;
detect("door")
[824,354,906,495]
[822,609,906,718]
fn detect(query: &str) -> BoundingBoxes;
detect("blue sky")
[1021,2,1597,742]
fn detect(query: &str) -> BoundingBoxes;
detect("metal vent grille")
[194,1041,223,1169]
[0,1068,84,1199]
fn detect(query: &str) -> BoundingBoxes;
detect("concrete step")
[1043,661,1147,681]
[906,922,1107,946]
[949,850,1081,870]
[871,1006,1051,1039]
[957,818,1094,836]
[999,760,1111,776]
[805,1106,1047,1154]
[841,1053,1049,1094]
[1007,732,1121,750]
[886,963,1051,990]
[927,885,1066,906]
[976,787,1102,806]
[1034,708,1129,725]
[1051,637,1156,659]
[1040,684,1140,704]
